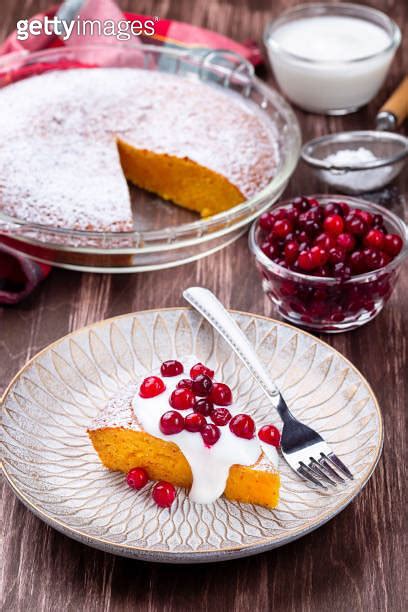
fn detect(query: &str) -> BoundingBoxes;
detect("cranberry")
[328,246,346,264]
[258,424,281,446]
[383,233,403,257]
[190,363,215,379]
[315,232,336,251]
[261,241,279,259]
[194,398,214,416]
[304,219,321,237]
[126,467,149,490]
[292,196,310,212]
[160,360,184,377]
[177,378,193,390]
[259,212,275,231]
[357,210,373,226]
[284,240,299,264]
[160,410,184,435]
[338,201,350,216]
[139,376,166,399]
[345,214,367,236]
[209,383,233,406]
[169,388,195,410]
[185,412,206,432]
[273,218,292,238]
[192,374,213,397]
[372,213,384,228]
[298,250,315,271]
[364,229,384,250]
[324,202,342,217]
[363,248,382,271]
[211,408,232,426]
[201,423,221,446]
[323,214,344,236]
[310,245,328,267]
[229,414,255,439]
[152,481,176,508]
[337,233,355,252]
[349,250,366,274]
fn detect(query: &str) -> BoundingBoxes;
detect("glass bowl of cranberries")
[249,195,407,332]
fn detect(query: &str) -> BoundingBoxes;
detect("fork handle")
[183,287,294,423]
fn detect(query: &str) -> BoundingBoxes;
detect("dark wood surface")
[1,1,407,611]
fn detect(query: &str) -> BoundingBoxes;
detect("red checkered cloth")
[0,0,264,303]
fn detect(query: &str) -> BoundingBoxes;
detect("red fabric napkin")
[0,0,264,304]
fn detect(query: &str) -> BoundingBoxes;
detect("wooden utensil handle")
[379,76,408,126]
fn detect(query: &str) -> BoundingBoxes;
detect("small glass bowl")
[249,195,408,333]
[301,131,408,194]
[264,3,401,115]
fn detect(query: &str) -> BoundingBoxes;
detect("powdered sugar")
[0,68,279,231]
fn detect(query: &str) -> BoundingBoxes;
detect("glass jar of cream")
[264,3,401,115]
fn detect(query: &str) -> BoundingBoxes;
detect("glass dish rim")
[249,194,408,285]
[263,2,401,67]
[0,43,301,245]
[301,131,408,171]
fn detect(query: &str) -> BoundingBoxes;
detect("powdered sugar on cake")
[0,68,279,231]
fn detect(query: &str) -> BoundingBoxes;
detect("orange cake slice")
[88,359,280,509]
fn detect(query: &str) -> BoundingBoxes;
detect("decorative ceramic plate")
[1,309,382,563]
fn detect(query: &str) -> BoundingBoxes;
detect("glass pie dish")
[0,45,301,273]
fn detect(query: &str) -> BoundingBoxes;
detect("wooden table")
[1,1,407,610]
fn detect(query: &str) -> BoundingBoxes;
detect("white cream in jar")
[265,7,400,114]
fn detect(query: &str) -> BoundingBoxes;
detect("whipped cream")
[132,359,278,504]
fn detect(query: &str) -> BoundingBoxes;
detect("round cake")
[0,67,279,232]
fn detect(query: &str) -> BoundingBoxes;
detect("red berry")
[310,245,328,267]
[328,246,346,264]
[315,232,336,251]
[323,214,344,236]
[209,383,233,406]
[261,241,279,259]
[363,248,382,271]
[152,481,176,508]
[192,374,213,397]
[383,233,403,257]
[211,408,232,426]
[357,210,373,226]
[126,467,149,490]
[298,250,315,271]
[338,201,350,216]
[190,363,215,380]
[259,212,275,231]
[169,388,195,410]
[160,360,184,377]
[160,410,184,435]
[273,218,292,239]
[292,197,310,212]
[194,398,214,416]
[345,214,367,236]
[336,233,355,252]
[201,423,221,446]
[364,229,384,250]
[229,414,255,439]
[284,240,299,264]
[258,425,281,446]
[139,376,166,399]
[323,202,342,217]
[185,412,206,432]
[349,250,366,274]
[177,378,193,390]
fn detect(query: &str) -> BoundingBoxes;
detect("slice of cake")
[88,359,280,508]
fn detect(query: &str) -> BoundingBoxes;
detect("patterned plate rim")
[0,308,384,563]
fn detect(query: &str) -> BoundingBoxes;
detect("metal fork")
[183,287,353,489]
